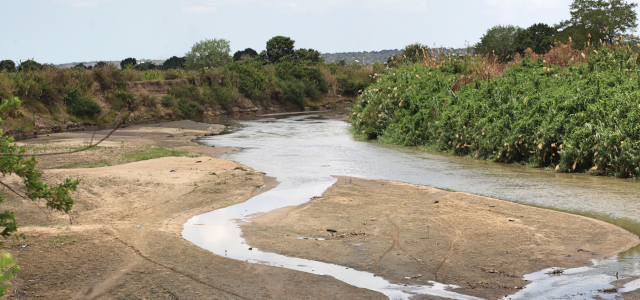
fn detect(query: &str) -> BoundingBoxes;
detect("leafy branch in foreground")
[0,96,126,295]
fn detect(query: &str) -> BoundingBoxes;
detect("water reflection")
[183,112,640,299]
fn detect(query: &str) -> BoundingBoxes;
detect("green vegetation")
[120,57,137,69]
[233,48,258,62]
[64,86,102,119]
[474,25,521,61]
[556,0,638,47]
[0,96,80,292]
[185,38,233,70]
[351,43,640,178]
[121,147,198,162]
[0,35,375,129]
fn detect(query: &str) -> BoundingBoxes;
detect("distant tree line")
[475,0,638,61]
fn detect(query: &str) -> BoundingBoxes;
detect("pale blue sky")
[2,0,639,64]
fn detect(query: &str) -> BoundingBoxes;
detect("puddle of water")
[184,113,640,299]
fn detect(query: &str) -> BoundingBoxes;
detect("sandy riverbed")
[1,121,637,299]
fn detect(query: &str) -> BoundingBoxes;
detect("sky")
[2,0,640,65]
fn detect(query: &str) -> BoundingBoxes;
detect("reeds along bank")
[351,42,640,178]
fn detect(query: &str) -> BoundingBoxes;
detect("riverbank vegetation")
[352,0,640,178]
[0,36,379,133]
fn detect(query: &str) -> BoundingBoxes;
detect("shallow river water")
[182,112,640,299]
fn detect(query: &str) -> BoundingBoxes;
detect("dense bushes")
[64,87,101,118]
[351,46,640,178]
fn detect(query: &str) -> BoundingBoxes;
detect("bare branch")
[0,113,130,157]
[0,181,27,199]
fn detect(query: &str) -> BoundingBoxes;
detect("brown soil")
[3,121,381,299]
[241,176,640,299]
[2,120,638,300]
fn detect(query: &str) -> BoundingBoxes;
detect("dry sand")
[1,121,637,299]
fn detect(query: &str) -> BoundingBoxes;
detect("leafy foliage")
[134,62,156,71]
[514,23,557,54]
[185,38,232,70]
[162,56,186,70]
[177,99,204,118]
[64,87,102,118]
[0,251,19,297]
[233,48,258,62]
[295,48,324,63]
[0,61,15,73]
[556,0,638,47]
[266,36,295,63]
[17,60,43,72]
[120,58,137,69]
[0,96,81,293]
[475,25,522,62]
[351,46,640,178]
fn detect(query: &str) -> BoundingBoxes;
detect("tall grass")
[351,42,640,178]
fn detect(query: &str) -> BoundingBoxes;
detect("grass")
[44,235,76,248]
[55,146,198,169]
[121,147,199,163]
[351,42,640,179]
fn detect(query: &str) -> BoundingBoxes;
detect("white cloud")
[183,5,218,13]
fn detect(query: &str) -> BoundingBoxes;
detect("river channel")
[182,111,640,299]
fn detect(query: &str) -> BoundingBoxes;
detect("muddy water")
[183,112,640,299]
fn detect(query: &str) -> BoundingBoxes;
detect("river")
[182,111,640,299]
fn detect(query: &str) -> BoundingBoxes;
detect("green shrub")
[177,99,204,118]
[351,47,640,178]
[64,87,101,118]
[112,89,136,110]
[337,77,368,97]
[281,79,306,109]
[304,82,321,100]
[170,84,201,102]
[211,85,237,105]
[160,95,176,107]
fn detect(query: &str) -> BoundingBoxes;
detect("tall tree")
[17,60,43,71]
[233,48,258,61]
[266,36,295,63]
[514,23,557,54]
[162,56,185,69]
[295,48,324,63]
[474,25,521,61]
[0,60,15,72]
[556,0,638,47]
[120,57,137,69]
[184,38,232,70]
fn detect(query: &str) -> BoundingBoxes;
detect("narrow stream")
[182,112,640,299]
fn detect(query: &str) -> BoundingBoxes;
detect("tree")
[73,63,90,70]
[120,57,137,69]
[184,38,232,70]
[233,48,258,62]
[474,25,521,61]
[266,36,295,63]
[514,23,557,54]
[94,61,109,68]
[295,48,324,63]
[556,0,638,47]
[162,56,185,69]
[402,43,430,63]
[0,96,81,295]
[134,62,156,71]
[17,60,43,71]
[0,60,15,72]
